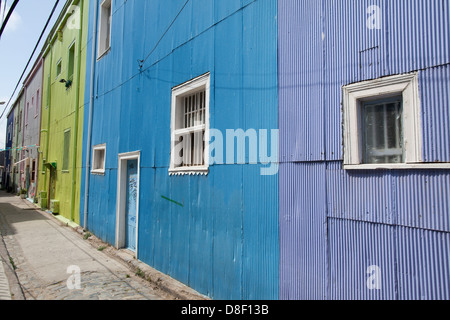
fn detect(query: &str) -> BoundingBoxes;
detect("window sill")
[344,163,450,170]
[91,170,105,176]
[97,47,111,61]
[169,167,209,176]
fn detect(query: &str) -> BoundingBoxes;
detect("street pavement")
[0,191,175,300]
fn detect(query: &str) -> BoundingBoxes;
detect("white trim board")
[342,72,432,170]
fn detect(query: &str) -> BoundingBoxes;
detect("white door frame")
[115,151,141,254]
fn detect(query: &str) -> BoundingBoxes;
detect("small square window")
[92,144,106,175]
[343,73,422,169]
[170,73,210,175]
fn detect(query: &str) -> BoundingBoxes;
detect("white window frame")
[344,72,426,170]
[97,0,112,60]
[169,73,210,176]
[115,151,140,252]
[91,144,106,175]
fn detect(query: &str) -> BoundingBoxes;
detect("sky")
[0,0,66,149]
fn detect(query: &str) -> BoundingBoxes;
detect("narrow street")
[0,191,174,300]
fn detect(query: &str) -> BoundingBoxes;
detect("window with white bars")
[343,73,424,169]
[170,73,210,175]
[362,97,404,164]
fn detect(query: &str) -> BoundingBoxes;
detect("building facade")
[37,0,89,223]
[279,0,450,300]
[1,0,448,301]
[4,108,14,191]
[11,90,25,194]
[22,55,44,201]
[80,0,279,300]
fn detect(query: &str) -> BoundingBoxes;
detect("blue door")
[125,159,138,251]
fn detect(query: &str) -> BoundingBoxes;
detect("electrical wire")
[1,0,7,26]
[0,0,60,120]
[0,0,18,40]
[138,0,191,69]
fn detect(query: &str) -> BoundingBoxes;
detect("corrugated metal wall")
[279,0,450,300]
[80,0,278,300]
[279,162,328,300]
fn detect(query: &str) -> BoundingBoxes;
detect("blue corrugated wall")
[80,0,278,300]
[279,0,450,300]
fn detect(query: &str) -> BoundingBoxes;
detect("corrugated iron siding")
[278,0,325,163]
[80,0,278,300]
[279,162,328,300]
[397,226,450,300]
[420,66,450,163]
[279,0,450,300]
[329,219,450,300]
[329,218,397,300]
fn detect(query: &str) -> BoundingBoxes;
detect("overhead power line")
[138,0,191,69]
[0,0,60,120]
[0,0,18,40]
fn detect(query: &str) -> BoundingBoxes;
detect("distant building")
[0,151,5,188]
[10,89,25,194]
[22,54,44,201]
[4,107,14,191]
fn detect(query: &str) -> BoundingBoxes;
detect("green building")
[38,0,89,224]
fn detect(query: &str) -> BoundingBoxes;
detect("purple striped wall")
[279,0,450,300]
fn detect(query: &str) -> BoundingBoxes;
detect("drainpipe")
[70,0,84,222]
[43,45,53,203]
[83,0,98,229]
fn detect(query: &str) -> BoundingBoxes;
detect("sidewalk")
[0,192,207,300]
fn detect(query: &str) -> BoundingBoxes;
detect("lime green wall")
[38,0,89,224]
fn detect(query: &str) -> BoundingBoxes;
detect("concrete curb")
[0,256,12,300]
[112,249,209,301]
[0,228,25,300]
[22,197,209,301]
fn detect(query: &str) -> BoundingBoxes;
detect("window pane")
[68,44,75,81]
[63,130,71,171]
[182,90,206,130]
[363,98,403,164]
